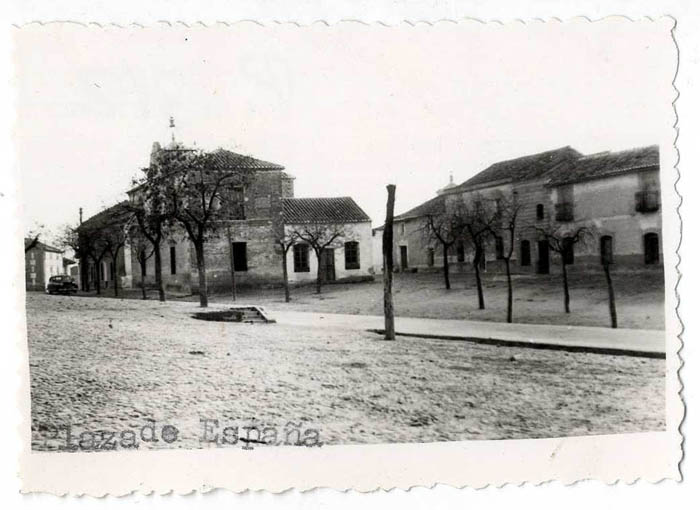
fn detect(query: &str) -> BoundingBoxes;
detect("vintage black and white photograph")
[13,18,681,492]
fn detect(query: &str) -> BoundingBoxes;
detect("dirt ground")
[27,293,665,451]
[183,269,665,330]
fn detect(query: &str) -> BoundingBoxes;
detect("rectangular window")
[495,236,504,259]
[232,242,248,271]
[600,236,614,265]
[344,241,360,270]
[170,246,177,275]
[293,244,310,272]
[232,187,246,219]
[109,262,115,280]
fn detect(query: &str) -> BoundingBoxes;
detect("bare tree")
[422,199,459,290]
[100,211,131,297]
[80,227,109,295]
[486,193,522,323]
[290,222,347,294]
[59,224,89,290]
[127,222,155,300]
[128,166,174,302]
[535,224,593,313]
[150,148,254,308]
[274,226,297,303]
[454,194,500,310]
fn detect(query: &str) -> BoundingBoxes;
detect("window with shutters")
[294,244,310,272]
[344,241,360,270]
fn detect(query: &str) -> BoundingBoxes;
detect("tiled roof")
[372,195,446,231]
[283,197,371,224]
[546,145,659,186]
[208,149,285,170]
[78,201,132,232]
[24,239,63,253]
[454,146,583,190]
[395,195,446,222]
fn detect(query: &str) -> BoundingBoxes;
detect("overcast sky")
[14,20,674,231]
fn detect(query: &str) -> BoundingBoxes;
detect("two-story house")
[78,139,374,294]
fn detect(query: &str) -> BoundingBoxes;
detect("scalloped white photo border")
[10,17,682,495]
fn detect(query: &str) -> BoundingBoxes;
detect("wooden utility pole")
[383,184,396,340]
[603,262,618,329]
[226,224,237,302]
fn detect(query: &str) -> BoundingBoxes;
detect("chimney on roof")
[79,207,83,225]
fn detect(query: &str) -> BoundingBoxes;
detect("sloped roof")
[78,201,132,232]
[395,195,446,222]
[454,146,583,190]
[283,197,371,224]
[208,149,285,170]
[546,145,659,186]
[24,238,63,253]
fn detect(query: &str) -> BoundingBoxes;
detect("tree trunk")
[153,241,165,302]
[383,184,396,340]
[139,257,147,300]
[95,258,102,295]
[81,262,89,291]
[442,244,451,290]
[473,249,485,310]
[282,248,291,302]
[505,257,513,323]
[315,251,323,295]
[112,248,121,297]
[227,226,236,302]
[604,263,617,328]
[195,241,208,308]
[562,255,570,313]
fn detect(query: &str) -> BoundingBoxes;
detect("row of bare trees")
[421,192,615,327]
[60,147,352,307]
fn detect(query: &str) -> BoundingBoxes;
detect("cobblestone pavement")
[27,293,665,451]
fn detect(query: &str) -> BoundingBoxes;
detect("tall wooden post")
[383,184,396,340]
[603,262,617,329]
[226,224,237,302]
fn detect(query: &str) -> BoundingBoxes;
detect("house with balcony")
[374,144,661,276]
[545,145,661,269]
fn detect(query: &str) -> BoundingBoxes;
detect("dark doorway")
[320,248,336,281]
[427,247,435,267]
[537,240,550,274]
[400,246,408,271]
[520,240,531,266]
[644,233,660,265]
[232,242,248,271]
[600,236,613,265]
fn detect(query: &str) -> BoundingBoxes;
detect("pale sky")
[14,20,675,231]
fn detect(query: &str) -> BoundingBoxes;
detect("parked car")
[46,275,79,295]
